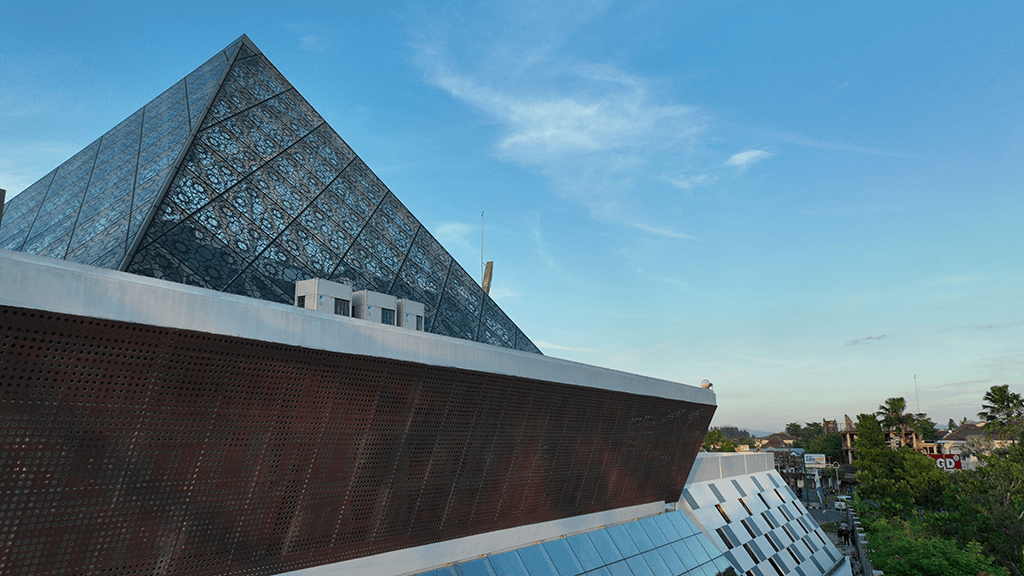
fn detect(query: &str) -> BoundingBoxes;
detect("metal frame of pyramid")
[0,35,540,354]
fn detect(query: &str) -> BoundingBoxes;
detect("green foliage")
[978,384,1024,442]
[933,444,1024,576]
[864,517,1007,576]
[855,413,885,450]
[854,389,1024,576]
[702,429,736,452]
[786,420,841,461]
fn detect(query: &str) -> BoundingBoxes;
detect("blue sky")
[3,1,1022,433]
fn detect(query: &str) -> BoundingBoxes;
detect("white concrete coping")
[0,250,715,405]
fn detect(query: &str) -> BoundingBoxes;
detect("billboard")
[804,454,827,469]
[929,454,962,471]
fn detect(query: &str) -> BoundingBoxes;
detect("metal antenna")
[914,375,920,413]
[480,211,484,284]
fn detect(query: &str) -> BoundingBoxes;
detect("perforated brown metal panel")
[0,304,714,575]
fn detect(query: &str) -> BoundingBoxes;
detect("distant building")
[840,414,938,465]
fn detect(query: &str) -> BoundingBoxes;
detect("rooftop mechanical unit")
[294,278,352,317]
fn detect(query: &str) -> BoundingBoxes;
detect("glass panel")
[455,557,495,576]
[517,546,560,576]
[395,259,443,307]
[356,219,403,272]
[227,59,276,102]
[656,546,687,574]
[245,242,315,303]
[36,229,73,260]
[566,533,605,571]
[244,100,300,150]
[276,220,338,279]
[605,561,634,576]
[2,169,54,224]
[180,141,240,196]
[270,147,324,197]
[669,541,697,568]
[23,212,78,254]
[66,216,129,269]
[192,199,272,259]
[370,207,414,254]
[623,522,655,552]
[68,193,131,254]
[653,514,682,542]
[305,124,355,172]
[666,512,697,538]
[639,518,670,548]
[248,166,307,214]
[198,124,263,177]
[543,539,584,576]
[683,537,712,565]
[164,168,219,218]
[136,135,188,187]
[586,529,624,565]
[640,551,672,576]
[624,556,655,576]
[221,179,289,238]
[221,111,281,160]
[606,525,641,559]
[298,204,352,256]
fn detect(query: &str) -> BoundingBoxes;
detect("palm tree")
[875,397,928,447]
[978,384,1023,442]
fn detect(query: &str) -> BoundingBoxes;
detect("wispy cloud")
[624,220,696,240]
[299,35,325,52]
[535,340,600,353]
[724,149,773,168]
[766,130,915,158]
[413,34,710,238]
[665,173,714,190]
[846,334,888,346]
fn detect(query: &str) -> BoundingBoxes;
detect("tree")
[948,418,957,433]
[855,412,885,450]
[785,422,803,436]
[702,429,736,452]
[933,444,1024,576]
[978,384,1024,442]
[865,517,1008,576]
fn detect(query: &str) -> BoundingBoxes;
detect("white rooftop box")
[397,299,425,331]
[352,290,399,326]
[295,278,352,317]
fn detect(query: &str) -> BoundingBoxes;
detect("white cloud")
[724,149,773,168]
[534,340,600,353]
[414,45,708,238]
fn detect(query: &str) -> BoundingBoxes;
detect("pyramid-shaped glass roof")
[0,35,540,354]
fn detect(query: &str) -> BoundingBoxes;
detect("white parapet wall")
[0,249,714,405]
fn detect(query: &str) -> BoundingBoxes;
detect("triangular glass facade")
[1,36,540,354]
[0,40,239,270]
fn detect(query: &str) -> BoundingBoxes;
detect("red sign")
[929,454,962,470]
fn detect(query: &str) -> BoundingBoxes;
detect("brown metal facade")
[0,304,714,576]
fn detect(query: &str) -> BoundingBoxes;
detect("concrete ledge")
[285,501,666,576]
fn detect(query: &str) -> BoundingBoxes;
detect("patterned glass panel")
[197,123,263,178]
[478,296,516,348]
[67,180,132,254]
[0,170,55,250]
[36,229,74,261]
[180,141,241,197]
[275,220,339,279]
[305,124,355,173]
[355,218,404,273]
[66,215,129,267]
